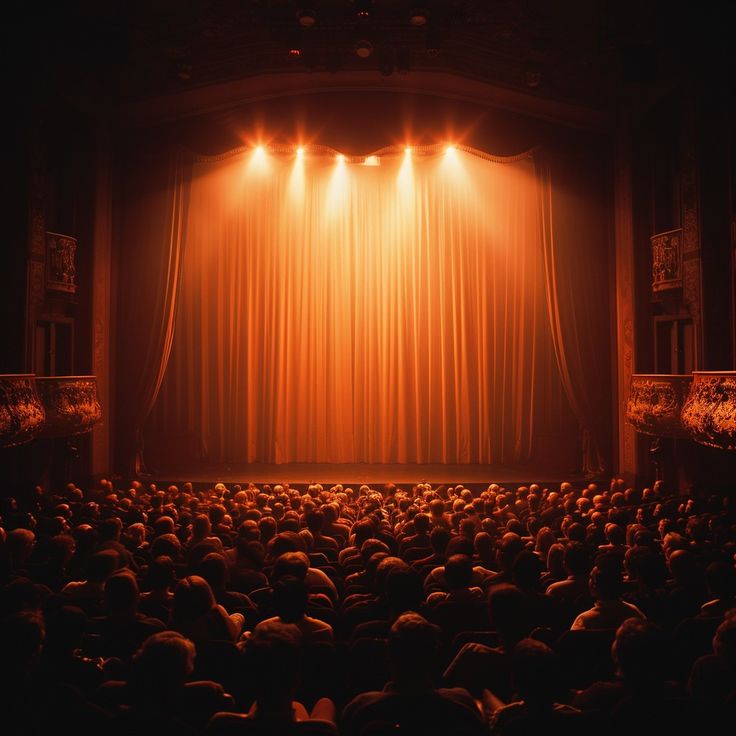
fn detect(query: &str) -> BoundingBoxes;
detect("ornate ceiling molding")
[126,70,608,131]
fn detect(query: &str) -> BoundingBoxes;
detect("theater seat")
[555,629,616,688]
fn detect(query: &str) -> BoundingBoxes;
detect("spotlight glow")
[248,144,269,174]
[364,155,380,166]
[397,144,414,197]
[445,145,456,154]
[327,152,348,212]
[289,146,305,200]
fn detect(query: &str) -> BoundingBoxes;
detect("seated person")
[341,612,485,736]
[208,620,336,734]
[484,638,581,734]
[571,560,645,631]
[253,575,334,645]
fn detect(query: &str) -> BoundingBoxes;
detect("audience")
[0,474,734,734]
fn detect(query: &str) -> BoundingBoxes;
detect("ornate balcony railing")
[681,371,736,451]
[0,374,46,447]
[626,374,692,438]
[0,374,101,448]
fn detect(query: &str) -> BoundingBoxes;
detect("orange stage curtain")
[149,146,563,465]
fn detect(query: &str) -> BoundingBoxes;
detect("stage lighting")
[363,155,380,166]
[355,0,372,19]
[289,46,302,57]
[445,145,456,154]
[296,146,304,158]
[296,8,317,27]
[337,153,345,163]
[404,146,412,155]
[409,8,429,27]
[355,39,373,58]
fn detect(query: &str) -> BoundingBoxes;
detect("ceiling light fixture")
[355,39,374,58]
[296,8,317,28]
[409,8,429,27]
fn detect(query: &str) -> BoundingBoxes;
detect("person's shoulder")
[305,615,333,630]
[435,686,481,709]
[342,689,389,717]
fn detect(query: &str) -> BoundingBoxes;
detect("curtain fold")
[148,146,565,466]
[117,151,191,474]
[537,157,608,477]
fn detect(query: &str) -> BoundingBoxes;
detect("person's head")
[191,514,211,539]
[546,543,566,579]
[197,552,230,592]
[150,533,182,559]
[47,534,76,566]
[713,614,736,666]
[589,562,623,602]
[7,528,35,566]
[146,555,175,592]
[153,516,175,537]
[612,618,669,685]
[413,513,430,534]
[104,570,140,615]
[305,510,325,534]
[511,639,563,705]
[375,557,410,596]
[271,551,309,582]
[512,550,543,591]
[98,517,123,543]
[444,554,474,591]
[171,575,216,623]
[705,561,736,600]
[429,498,445,518]
[87,549,120,583]
[129,631,196,703]
[498,533,524,572]
[247,620,302,703]
[388,612,440,685]
[668,548,699,584]
[384,566,424,616]
[272,575,309,622]
[258,516,277,543]
[535,527,556,558]
[563,541,591,578]
[604,523,625,546]
[360,538,390,563]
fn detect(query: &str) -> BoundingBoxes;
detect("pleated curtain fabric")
[150,147,561,465]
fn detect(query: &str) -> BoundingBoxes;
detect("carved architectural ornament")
[651,228,683,292]
[626,374,692,438]
[0,375,46,447]
[682,371,736,450]
[35,376,103,439]
[46,232,77,294]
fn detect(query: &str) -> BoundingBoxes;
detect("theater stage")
[147,462,586,491]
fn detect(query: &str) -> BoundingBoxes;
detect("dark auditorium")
[3,2,736,735]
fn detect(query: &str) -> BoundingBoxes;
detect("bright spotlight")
[404,146,412,155]
[337,153,345,163]
[445,145,456,154]
[296,146,304,158]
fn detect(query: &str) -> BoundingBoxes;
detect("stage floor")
[148,462,584,489]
